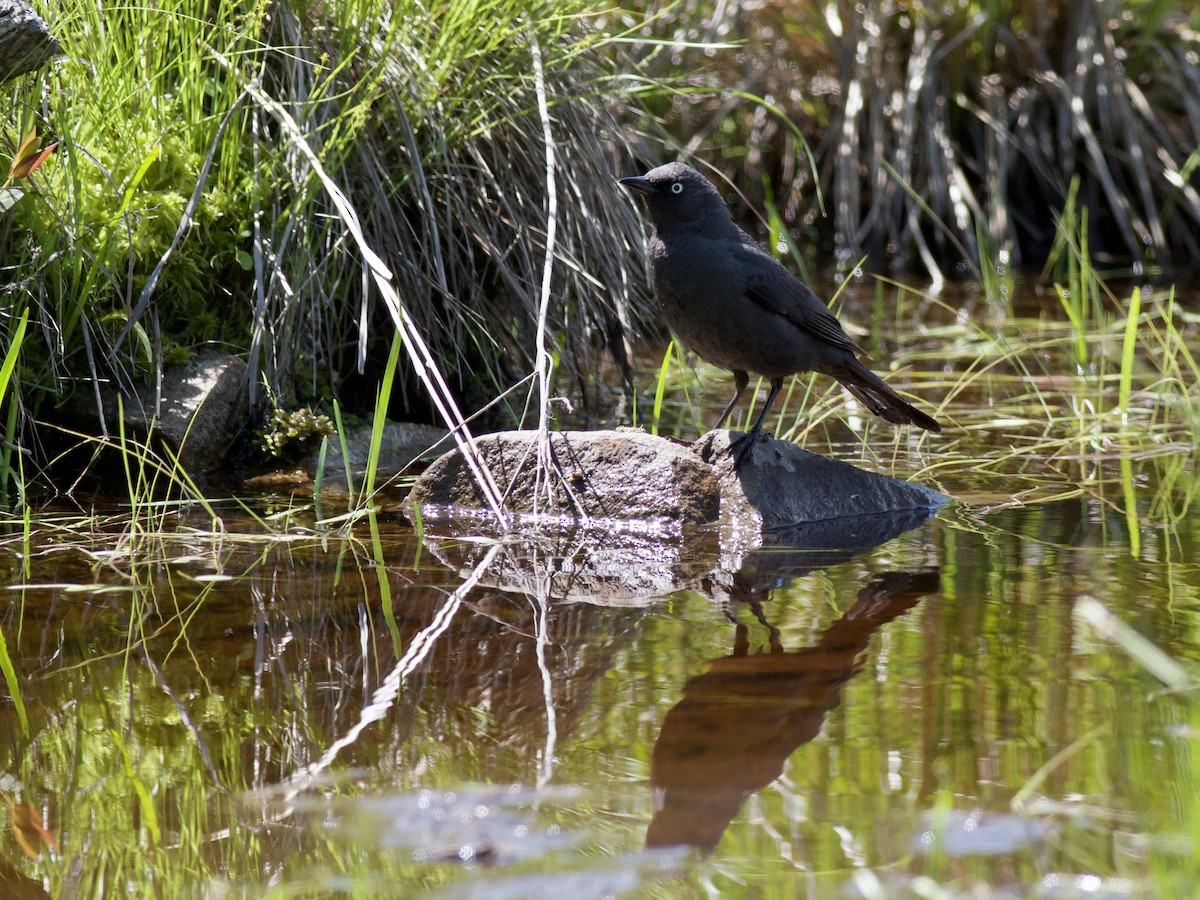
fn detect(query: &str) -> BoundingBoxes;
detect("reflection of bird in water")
[646,571,941,854]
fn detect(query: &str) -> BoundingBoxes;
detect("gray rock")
[407,429,721,531]
[82,353,247,476]
[312,421,448,481]
[0,0,59,84]
[405,427,947,606]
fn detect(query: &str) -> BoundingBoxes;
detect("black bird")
[619,161,941,467]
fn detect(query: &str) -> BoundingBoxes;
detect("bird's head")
[619,162,730,232]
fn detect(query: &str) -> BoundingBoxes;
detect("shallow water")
[2,469,1198,897]
[4,284,1200,897]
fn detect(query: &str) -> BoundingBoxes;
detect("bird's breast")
[650,233,740,320]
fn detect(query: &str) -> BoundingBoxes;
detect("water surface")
[3,283,1200,897]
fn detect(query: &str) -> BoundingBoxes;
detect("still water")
[4,277,1200,896]
[2,467,1198,897]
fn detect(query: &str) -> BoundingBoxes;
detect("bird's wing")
[732,242,864,356]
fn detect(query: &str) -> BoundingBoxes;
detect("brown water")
[2,469,1198,897]
[4,279,1200,896]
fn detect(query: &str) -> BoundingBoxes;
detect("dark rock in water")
[72,353,248,476]
[693,429,946,534]
[407,429,721,531]
[408,427,946,535]
[406,427,947,605]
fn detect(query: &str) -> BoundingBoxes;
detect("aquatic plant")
[260,407,335,460]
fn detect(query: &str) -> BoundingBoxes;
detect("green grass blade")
[363,332,403,502]
[313,433,329,520]
[1119,287,1141,419]
[0,309,28,401]
[0,309,29,506]
[332,400,357,505]
[651,341,674,437]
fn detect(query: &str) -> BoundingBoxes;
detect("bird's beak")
[618,175,654,195]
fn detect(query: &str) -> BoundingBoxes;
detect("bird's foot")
[728,429,767,470]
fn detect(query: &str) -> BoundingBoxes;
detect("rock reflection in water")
[646,570,941,854]
[416,504,940,862]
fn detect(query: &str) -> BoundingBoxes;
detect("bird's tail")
[828,358,942,433]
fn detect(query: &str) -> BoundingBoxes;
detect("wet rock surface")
[407,428,722,530]
[694,429,947,533]
[409,427,946,535]
[313,421,449,481]
[406,427,947,606]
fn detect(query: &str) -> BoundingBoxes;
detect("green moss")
[260,407,336,459]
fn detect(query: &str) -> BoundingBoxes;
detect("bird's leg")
[730,377,783,469]
[713,369,749,430]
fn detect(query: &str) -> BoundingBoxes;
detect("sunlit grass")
[3,0,656,507]
[632,1,1200,280]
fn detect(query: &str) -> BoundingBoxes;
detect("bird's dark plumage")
[619,161,940,466]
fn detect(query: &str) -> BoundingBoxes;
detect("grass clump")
[1,0,655,497]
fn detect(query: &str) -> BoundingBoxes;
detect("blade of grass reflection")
[0,619,28,737]
[138,641,230,794]
[1075,596,1193,692]
[284,541,504,796]
[1011,723,1107,814]
[112,727,162,846]
[368,514,403,657]
[1119,456,1141,558]
[527,545,557,789]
